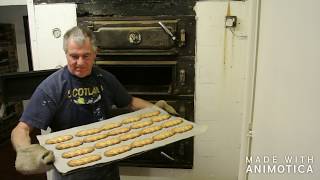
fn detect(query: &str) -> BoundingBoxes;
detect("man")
[11,26,176,180]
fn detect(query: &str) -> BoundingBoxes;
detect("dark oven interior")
[98,63,175,95]
[96,60,194,96]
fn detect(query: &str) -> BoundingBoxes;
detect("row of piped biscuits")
[67,124,194,167]
[43,110,193,167]
[64,123,193,160]
[45,110,169,145]
[45,112,175,149]
[51,117,185,151]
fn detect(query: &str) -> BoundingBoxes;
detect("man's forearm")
[129,97,153,111]
[11,121,32,150]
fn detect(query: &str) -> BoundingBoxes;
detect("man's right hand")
[15,144,55,175]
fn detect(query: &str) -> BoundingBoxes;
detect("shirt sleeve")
[110,76,132,108]
[21,87,57,130]
[100,70,132,108]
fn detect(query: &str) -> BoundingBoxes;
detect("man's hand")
[15,144,55,175]
[155,100,179,115]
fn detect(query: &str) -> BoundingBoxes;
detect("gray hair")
[63,26,97,53]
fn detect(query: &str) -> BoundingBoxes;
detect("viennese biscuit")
[83,133,108,143]
[75,128,102,137]
[94,137,121,149]
[108,127,131,136]
[101,122,121,131]
[62,146,95,159]
[67,154,102,167]
[131,138,154,148]
[172,124,193,133]
[119,131,141,141]
[130,120,153,129]
[152,130,176,141]
[141,125,163,135]
[104,145,132,157]
[121,116,141,124]
[139,110,160,118]
[151,114,171,122]
[45,135,73,144]
[55,140,83,150]
[161,118,183,128]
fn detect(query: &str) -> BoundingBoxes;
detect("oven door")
[89,20,179,55]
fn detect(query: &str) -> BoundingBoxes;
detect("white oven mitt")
[155,100,179,115]
[15,144,55,175]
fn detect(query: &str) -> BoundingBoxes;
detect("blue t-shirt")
[22,66,132,132]
[21,66,131,180]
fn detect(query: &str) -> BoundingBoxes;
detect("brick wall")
[0,23,18,74]
[0,23,20,145]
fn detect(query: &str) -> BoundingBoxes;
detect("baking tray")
[37,107,207,174]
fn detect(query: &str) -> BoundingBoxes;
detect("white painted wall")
[247,0,320,180]
[0,5,29,72]
[194,1,250,180]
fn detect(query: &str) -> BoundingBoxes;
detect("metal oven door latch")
[179,29,186,47]
[179,69,186,86]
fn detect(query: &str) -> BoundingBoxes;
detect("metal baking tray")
[37,107,207,174]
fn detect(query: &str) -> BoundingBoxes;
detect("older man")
[11,26,176,180]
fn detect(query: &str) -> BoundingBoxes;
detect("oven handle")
[95,60,177,65]
[160,151,176,161]
[158,21,176,41]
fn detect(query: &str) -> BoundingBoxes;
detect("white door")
[27,3,77,180]
[248,0,320,180]
[29,3,77,70]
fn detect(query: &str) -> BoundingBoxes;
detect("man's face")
[66,38,96,78]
